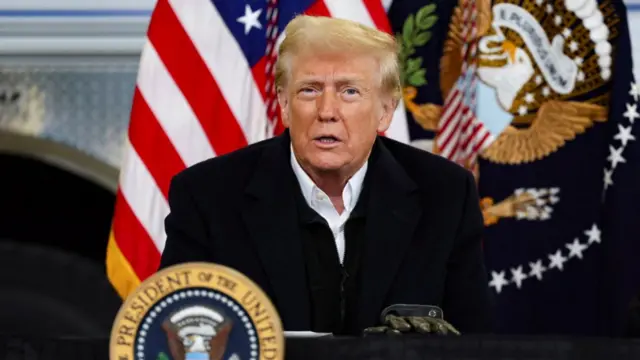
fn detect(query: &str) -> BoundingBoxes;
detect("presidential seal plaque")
[109,262,284,360]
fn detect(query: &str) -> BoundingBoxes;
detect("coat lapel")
[356,139,422,328]
[241,133,311,330]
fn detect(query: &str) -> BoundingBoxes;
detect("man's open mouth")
[315,136,339,144]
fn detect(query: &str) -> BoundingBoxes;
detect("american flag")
[435,0,493,169]
[106,0,410,299]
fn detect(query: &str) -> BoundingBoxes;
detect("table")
[3,334,640,359]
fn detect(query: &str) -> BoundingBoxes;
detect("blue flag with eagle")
[388,0,640,336]
[474,0,639,336]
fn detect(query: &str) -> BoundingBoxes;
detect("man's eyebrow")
[294,75,367,86]
[294,78,323,86]
[334,76,367,84]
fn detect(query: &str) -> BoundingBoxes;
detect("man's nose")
[317,89,338,122]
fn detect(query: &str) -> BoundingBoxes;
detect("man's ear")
[277,87,291,128]
[377,96,397,133]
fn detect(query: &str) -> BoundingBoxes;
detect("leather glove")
[363,304,460,336]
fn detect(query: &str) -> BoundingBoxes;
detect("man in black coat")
[159,15,493,335]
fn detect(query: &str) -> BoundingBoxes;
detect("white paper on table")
[284,331,332,338]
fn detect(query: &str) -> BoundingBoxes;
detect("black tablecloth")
[3,334,640,359]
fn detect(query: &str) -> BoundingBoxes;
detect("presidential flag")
[105,0,411,299]
[390,0,640,336]
[472,0,640,336]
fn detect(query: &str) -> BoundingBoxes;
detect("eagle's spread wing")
[440,0,492,99]
[481,100,608,164]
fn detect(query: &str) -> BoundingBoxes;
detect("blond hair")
[274,15,402,102]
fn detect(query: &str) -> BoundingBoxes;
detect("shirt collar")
[290,144,367,212]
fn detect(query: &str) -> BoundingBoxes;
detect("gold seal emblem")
[109,262,284,360]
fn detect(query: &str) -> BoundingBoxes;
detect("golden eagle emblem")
[430,0,621,226]
[474,0,619,164]
[417,0,619,164]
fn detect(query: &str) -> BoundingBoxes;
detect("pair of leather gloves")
[363,304,460,336]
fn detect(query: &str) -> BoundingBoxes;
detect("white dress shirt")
[290,145,367,264]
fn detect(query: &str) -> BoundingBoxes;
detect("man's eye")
[344,88,359,96]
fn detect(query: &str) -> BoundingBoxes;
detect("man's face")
[278,51,395,173]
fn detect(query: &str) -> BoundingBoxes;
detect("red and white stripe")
[265,0,282,137]
[108,0,410,296]
[436,0,493,168]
